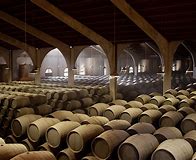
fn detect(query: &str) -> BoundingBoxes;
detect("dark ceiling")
[0,0,196,51]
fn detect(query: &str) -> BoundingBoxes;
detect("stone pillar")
[34,68,41,85]
[68,67,74,87]
[109,75,117,101]
[159,41,180,93]
[8,50,13,83]
[109,45,118,100]
[68,47,75,87]
[163,55,173,93]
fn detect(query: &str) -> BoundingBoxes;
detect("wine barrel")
[160,111,184,127]
[104,119,131,130]
[100,94,113,103]
[179,98,195,108]
[11,96,30,109]
[3,95,16,106]
[10,151,56,160]
[72,109,86,114]
[5,135,17,143]
[127,122,156,135]
[0,143,28,160]
[103,105,126,120]
[66,91,77,100]
[11,114,42,137]
[81,116,109,126]
[34,104,53,116]
[192,153,196,160]
[92,130,129,160]
[118,134,159,160]
[159,105,176,114]
[139,110,162,124]
[120,108,142,123]
[81,97,93,108]
[21,138,37,151]
[124,101,143,109]
[184,130,196,152]
[177,90,190,97]
[76,89,89,99]
[176,94,188,101]
[181,113,196,133]
[57,148,79,160]
[67,124,104,153]
[163,97,180,106]
[140,103,158,111]
[48,110,73,121]
[46,121,80,148]
[14,107,35,118]
[163,93,175,99]
[27,117,60,142]
[109,99,127,106]
[151,139,193,160]
[82,156,99,160]
[88,103,109,116]
[178,107,195,116]
[74,113,89,122]
[149,92,162,97]
[28,94,47,106]
[154,127,182,143]
[135,94,151,104]
[165,89,178,96]
[37,142,54,152]
[150,96,166,106]
[66,100,82,111]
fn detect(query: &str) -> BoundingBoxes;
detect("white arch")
[40,48,67,78]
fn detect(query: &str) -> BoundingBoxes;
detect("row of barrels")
[0,110,195,160]
[41,75,110,86]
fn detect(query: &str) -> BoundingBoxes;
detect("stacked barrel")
[0,82,196,159]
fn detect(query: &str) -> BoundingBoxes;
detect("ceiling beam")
[0,32,36,53]
[0,32,37,66]
[111,0,168,47]
[31,0,113,51]
[0,11,69,51]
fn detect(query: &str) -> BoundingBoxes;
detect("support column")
[134,61,138,76]
[109,75,117,100]
[163,54,173,93]
[68,67,74,87]
[34,49,41,85]
[34,68,41,85]
[7,50,13,83]
[108,44,118,100]
[159,41,180,93]
[68,47,75,87]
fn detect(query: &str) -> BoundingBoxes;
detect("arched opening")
[75,45,110,76]
[118,51,134,75]
[12,50,34,81]
[40,48,67,79]
[172,43,194,88]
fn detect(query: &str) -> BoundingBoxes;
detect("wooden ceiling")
[0,0,196,50]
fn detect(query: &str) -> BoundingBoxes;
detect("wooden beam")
[30,0,113,52]
[111,0,168,47]
[0,32,36,54]
[0,11,69,52]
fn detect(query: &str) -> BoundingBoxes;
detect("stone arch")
[172,43,194,73]
[40,48,68,78]
[75,45,110,75]
[181,41,196,69]
[0,47,9,66]
[12,50,34,80]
